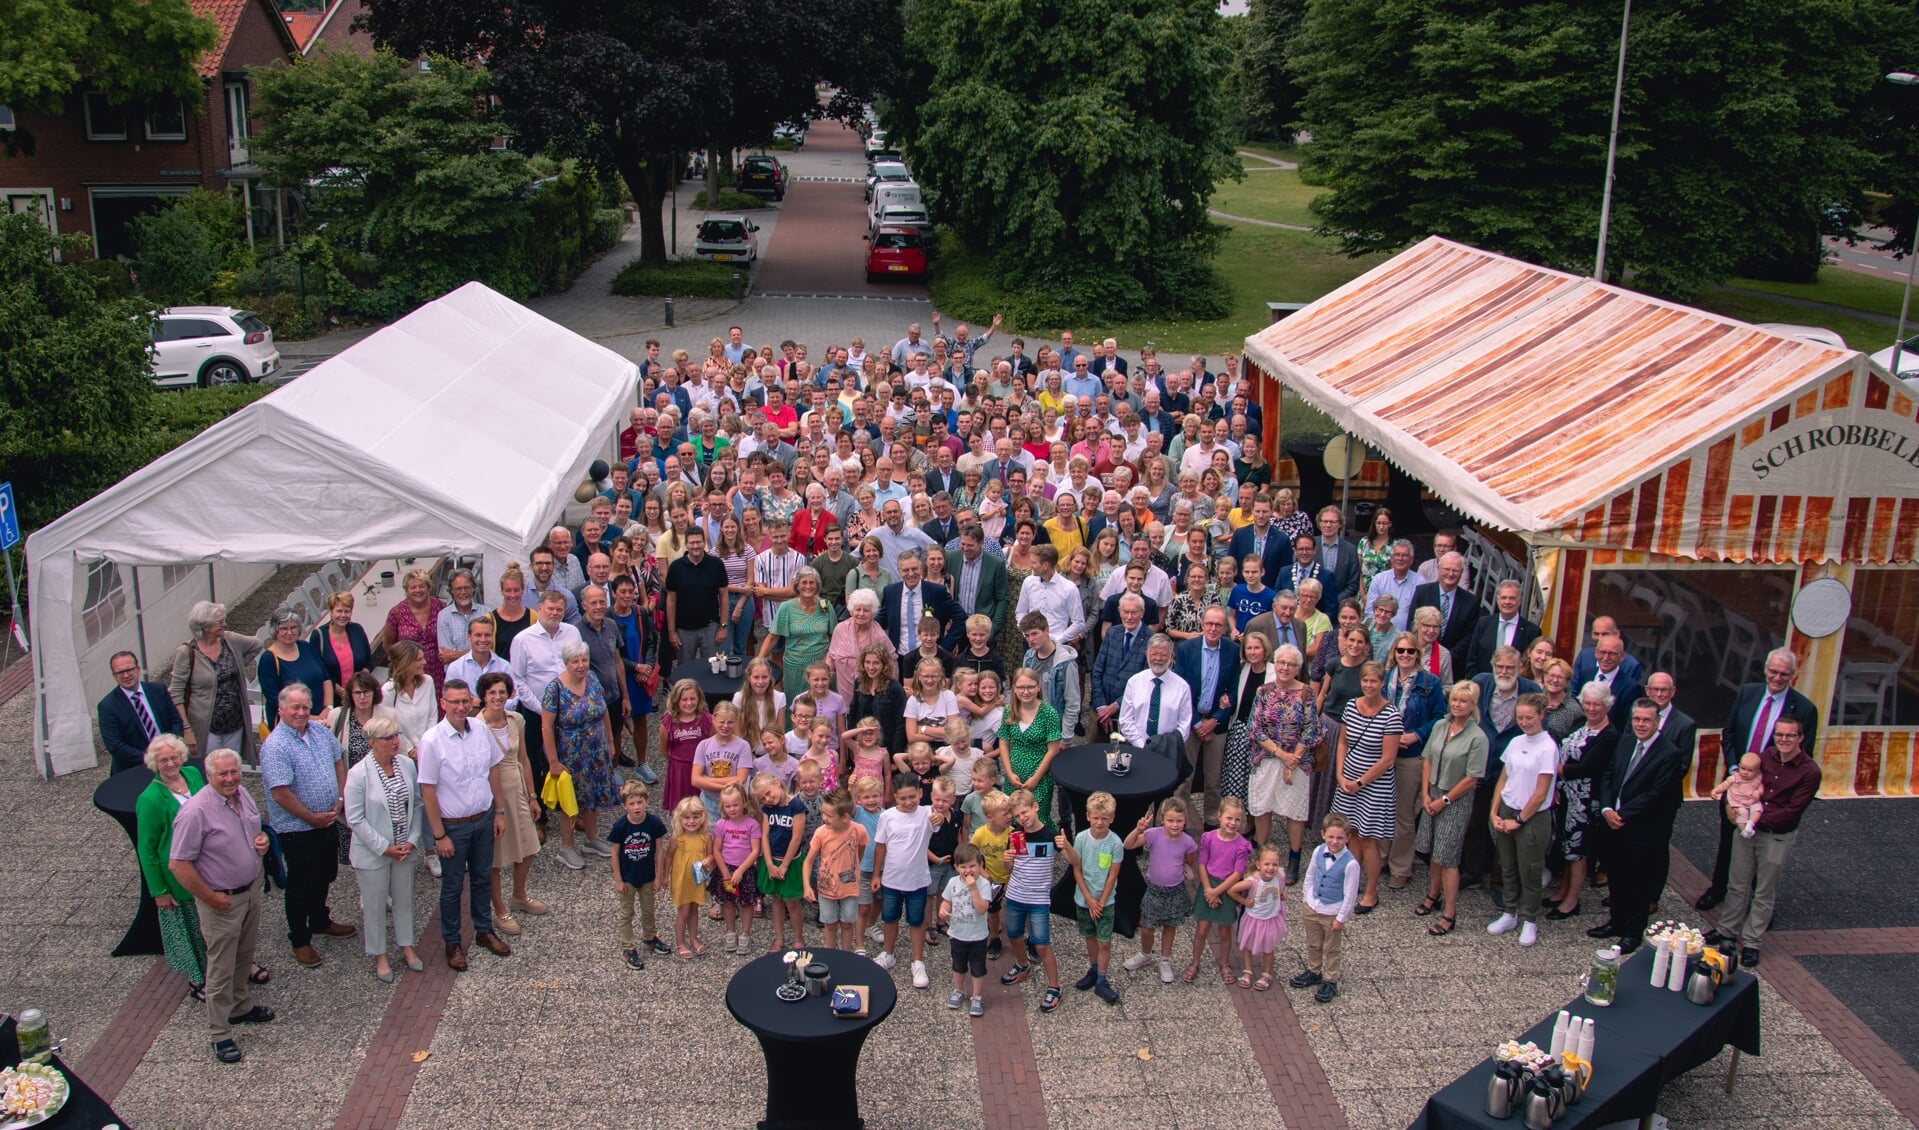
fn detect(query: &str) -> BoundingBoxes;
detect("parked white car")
[1868,333,1919,387]
[693,216,759,263]
[864,161,910,202]
[868,182,923,234]
[149,306,280,388]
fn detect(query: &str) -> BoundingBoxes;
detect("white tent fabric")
[28,281,637,776]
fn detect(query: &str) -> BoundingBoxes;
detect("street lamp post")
[1887,72,1919,376]
[1593,0,1632,281]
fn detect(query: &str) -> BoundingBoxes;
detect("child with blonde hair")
[1230,846,1288,990]
[1062,791,1126,1004]
[968,787,1014,959]
[662,796,715,958]
[712,782,762,953]
[845,716,890,787]
[692,701,752,825]
[850,775,886,953]
[804,792,868,950]
[1191,796,1252,984]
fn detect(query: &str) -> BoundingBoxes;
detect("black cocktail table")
[671,659,745,707]
[725,948,897,1130]
[1046,742,1182,938]
[92,760,200,958]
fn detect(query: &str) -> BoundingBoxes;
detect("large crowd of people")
[105,315,1823,1060]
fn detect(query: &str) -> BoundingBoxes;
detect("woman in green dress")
[997,666,1064,820]
[761,567,835,696]
[136,734,211,998]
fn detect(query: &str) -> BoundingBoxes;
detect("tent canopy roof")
[28,281,637,566]
[1242,238,1859,536]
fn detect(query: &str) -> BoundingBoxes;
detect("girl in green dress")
[997,666,1064,820]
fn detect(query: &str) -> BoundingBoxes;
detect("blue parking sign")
[0,482,18,551]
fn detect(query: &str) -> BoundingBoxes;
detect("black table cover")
[92,760,200,958]
[670,659,745,707]
[1047,743,1182,939]
[3,1019,129,1130]
[1411,948,1761,1130]
[725,948,897,1130]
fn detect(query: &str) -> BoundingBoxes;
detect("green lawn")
[1692,288,1900,354]
[1209,166,1322,228]
[1235,142,1301,165]
[1725,266,1909,320]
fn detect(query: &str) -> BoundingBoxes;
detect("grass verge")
[1692,288,1898,353]
[1209,164,1320,228]
[1725,266,1908,320]
[611,258,741,299]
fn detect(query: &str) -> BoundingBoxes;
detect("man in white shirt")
[870,458,910,511]
[1103,535,1174,607]
[446,619,516,711]
[1014,545,1086,645]
[435,569,490,668]
[1364,540,1421,632]
[873,499,938,573]
[508,591,581,807]
[416,679,510,970]
[1118,635,1192,747]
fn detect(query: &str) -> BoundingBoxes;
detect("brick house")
[0,0,299,259]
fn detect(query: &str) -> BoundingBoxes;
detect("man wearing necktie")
[1409,552,1480,652]
[1089,595,1153,742]
[1697,648,1819,910]
[1590,700,1684,954]
[1174,609,1240,828]
[1118,636,1193,753]
[880,551,963,659]
[1463,580,1542,679]
[99,651,185,774]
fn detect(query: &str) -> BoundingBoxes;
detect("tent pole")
[130,567,148,665]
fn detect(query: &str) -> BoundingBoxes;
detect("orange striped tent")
[1241,237,1919,798]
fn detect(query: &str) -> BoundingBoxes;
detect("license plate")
[887,264,908,272]
[713,254,733,261]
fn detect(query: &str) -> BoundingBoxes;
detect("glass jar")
[1582,948,1618,1007]
[15,1008,50,1059]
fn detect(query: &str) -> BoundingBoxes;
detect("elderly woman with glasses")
[170,600,266,763]
[345,714,427,981]
[258,608,333,730]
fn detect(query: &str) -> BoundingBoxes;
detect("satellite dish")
[1323,435,1365,480]
[1790,576,1852,638]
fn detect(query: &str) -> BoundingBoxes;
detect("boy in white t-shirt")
[871,772,939,989]
[940,844,994,1017]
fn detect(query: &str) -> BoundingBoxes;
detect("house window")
[3,191,54,230]
[0,105,16,131]
[224,83,250,163]
[83,93,128,141]
[81,559,128,647]
[146,99,187,142]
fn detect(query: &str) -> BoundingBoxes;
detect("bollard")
[732,271,744,301]
[664,295,674,327]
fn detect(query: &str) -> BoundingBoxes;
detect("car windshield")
[700,221,746,241]
[874,232,921,250]
[874,165,908,181]
[236,313,269,335]
[744,158,776,171]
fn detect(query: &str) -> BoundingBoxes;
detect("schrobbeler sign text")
[1749,421,1919,480]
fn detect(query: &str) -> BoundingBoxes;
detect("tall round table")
[91,759,202,957]
[670,659,744,707]
[1046,742,1182,938]
[725,948,896,1130]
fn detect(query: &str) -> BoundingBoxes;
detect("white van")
[868,182,923,233]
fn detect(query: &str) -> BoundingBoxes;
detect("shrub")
[694,189,772,211]
[611,259,740,299]
[590,208,628,254]
[929,227,1235,329]
[75,258,136,300]
[244,293,331,341]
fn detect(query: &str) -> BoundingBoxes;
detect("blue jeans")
[725,598,755,656]
[1003,899,1052,948]
[880,884,928,927]
[439,817,495,944]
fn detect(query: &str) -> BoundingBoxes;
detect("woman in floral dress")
[542,642,618,868]
[1247,644,1322,880]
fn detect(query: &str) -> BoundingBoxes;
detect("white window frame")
[83,93,127,141]
[146,98,188,142]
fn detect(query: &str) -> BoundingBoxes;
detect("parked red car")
[866,225,927,282]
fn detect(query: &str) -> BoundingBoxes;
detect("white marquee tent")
[29,281,638,777]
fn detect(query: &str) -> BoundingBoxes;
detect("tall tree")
[893,0,1240,319]
[0,0,217,156]
[1292,0,1898,298]
[359,0,891,263]
[1240,0,1307,141]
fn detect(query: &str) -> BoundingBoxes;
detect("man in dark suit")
[944,528,1008,634]
[1572,634,1641,729]
[1241,590,1311,657]
[1089,593,1153,742]
[98,650,186,773]
[1174,606,1240,827]
[1642,670,1696,903]
[1408,552,1481,652]
[1570,615,1645,692]
[923,451,963,499]
[1461,650,1541,900]
[920,491,961,546]
[1462,580,1543,679]
[1228,496,1292,583]
[1313,507,1362,602]
[878,549,965,655]
[1591,699,1689,953]
[1696,648,1821,910]
[1000,341,1037,383]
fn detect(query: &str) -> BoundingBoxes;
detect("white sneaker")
[1487,913,1519,936]
[736,933,751,954]
[866,925,884,942]
[1159,959,1176,984]
[427,855,442,878]
[854,946,868,958]
[874,951,896,971]
[580,839,611,858]
[911,960,930,988]
[1519,922,1539,947]
[1122,952,1155,972]
[720,932,735,954]
[556,846,585,870]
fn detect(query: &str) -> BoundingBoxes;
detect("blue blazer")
[1385,668,1447,757]
[97,681,185,773]
[1228,524,1292,583]
[1173,637,1240,727]
[878,580,966,652]
[1090,624,1152,710]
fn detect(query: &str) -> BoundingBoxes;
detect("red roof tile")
[189,0,250,78]
[284,11,323,49]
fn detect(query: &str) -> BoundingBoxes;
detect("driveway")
[752,122,929,299]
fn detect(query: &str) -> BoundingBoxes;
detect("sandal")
[1253,974,1273,992]
[692,941,708,956]
[1180,964,1199,983]
[188,982,206,1002]
[1236,971,1253,988]
[248,965,271,985]
[1427,914,1457,936]
[1220,965,1234,984]
[676,946,695,960]
[1413,895,1440,917]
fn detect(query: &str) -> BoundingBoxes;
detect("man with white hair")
[170,746,273,1063]
[1697,647,1820,912]
[891,322,932,370]
[1364,540,1421,633]
[546,527,587,591]
[1409,551,1478,651]
[1118,634,1193,749]
[1090,594,1152,742]
[936,310,1002,369]
[1090,337,1128,380]
[510,590,582,826]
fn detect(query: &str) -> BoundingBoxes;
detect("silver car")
[693,216,759,263]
